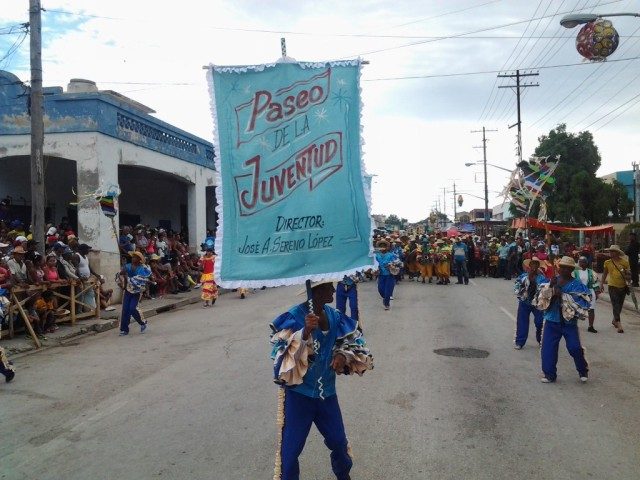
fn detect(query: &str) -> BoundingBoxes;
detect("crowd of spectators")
[118,224,209,298]
[1,217,112,338]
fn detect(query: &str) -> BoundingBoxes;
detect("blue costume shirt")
[270,304,362,399]
[542,277,591,325]
[375,251,397,276]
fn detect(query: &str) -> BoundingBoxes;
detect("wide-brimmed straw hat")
[377,240,390,248]
[558,256,576,268]
[129,251,146,264]
[608,244,625,255]
[523,256,548,271]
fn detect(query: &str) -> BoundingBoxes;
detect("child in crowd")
[35,290,58,334]
[198,248,217,307]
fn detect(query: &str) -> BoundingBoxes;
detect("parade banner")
[207,60,374,288]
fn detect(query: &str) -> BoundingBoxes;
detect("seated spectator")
[169,257,190,292]
[25,239,41,264]
[24,295,46,338]
[27,254,45,285]
[35,289,57,333]
[146,229,157,255]
[98,276,115,311]
[119,226,135,255]
[43,255,61,283]
[148,254,169,298]
[135,227,149,252]
[8,220,26,238]
[46,226,59,247]
[156,230,169,261]
[0,257,10,288]
[7,245,28,286]
[61,250,80,281]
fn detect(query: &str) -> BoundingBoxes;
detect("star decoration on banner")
[243,84,252,94]
[257,136,271,152]
[313,107,328,124]
[337,78,347,87]
[332,88,351,111]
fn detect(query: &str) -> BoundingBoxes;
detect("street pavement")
[2,277,639,480]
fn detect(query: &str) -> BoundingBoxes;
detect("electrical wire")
[594,93,640,130]
[479,0,546,122]
[583,90,640,129]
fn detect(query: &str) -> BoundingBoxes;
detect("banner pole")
[305,279,314,314]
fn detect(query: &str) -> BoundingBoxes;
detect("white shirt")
[78,254,91,279]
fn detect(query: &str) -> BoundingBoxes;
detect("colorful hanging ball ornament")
[575,18,619,61]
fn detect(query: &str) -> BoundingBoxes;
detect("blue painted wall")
[615,170,634,201]
[0,70,215,169]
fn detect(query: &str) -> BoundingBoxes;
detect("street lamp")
[560,12,640,28]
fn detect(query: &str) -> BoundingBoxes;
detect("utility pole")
[472,127,498,237]
[633,162,640,223]
[452,181,457,224]
[29,0,45,247]
[442,187,447,228]
[497,70,539,163]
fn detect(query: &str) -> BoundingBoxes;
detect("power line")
[479,0,545,122]
[386,0,503,29]
[583,91,640,129]
[363,54,640,81]
[341,0,624,58]
[594,94,640,131]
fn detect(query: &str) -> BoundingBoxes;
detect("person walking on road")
[335,274,359,321]
[624,232,639,287]
[375,240,397,310]
[601,245,630,334]
[535,256,592,383]
[513,257,547,349]
[573,256,601,333]
[269,281,373,480]
[452,237,469,285]
[119,251,151,336]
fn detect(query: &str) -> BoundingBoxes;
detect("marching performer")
[336,274,359,321]
[513,257,547,349]
[375,240,398,310]
[573,256,601,333]
[534,256,591,383]
[198,247,218,307]
[418,245,435,284]
[269,281,373,480]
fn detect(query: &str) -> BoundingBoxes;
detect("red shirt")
[199,256,215,274]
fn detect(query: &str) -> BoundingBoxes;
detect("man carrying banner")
[270,281,373,480]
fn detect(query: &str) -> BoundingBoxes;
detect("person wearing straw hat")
[573,256,601,333]
[513,257,547,349]
[601,244,630,334]
[534,256,592,383]
[118,251,151,336]
[375,239,398,310]
[269,281,373,480]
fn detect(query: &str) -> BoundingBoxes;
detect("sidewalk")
[2,289,206,356]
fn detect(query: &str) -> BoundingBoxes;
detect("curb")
[6,291,208,358]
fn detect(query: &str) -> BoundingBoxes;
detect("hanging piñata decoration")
[576,18,619,61]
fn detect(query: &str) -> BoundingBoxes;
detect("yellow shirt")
[604,258,630,288]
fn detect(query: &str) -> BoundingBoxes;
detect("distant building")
[600,170,634,201]
[491,202,514,221]
[455,211,471,224]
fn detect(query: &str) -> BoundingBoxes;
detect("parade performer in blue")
[270,281,373,480]
[119,251,151,336]
[335,274,359,322]
[375,239,399,310]
[534,256,592,383]
[513,257,547,349]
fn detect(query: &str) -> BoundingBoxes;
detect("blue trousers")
[515,301,543,347]
[119,291,145,333]
[335,283,358,321]
[541,321,589,381]
[280,389,352,480]
[377,274,395,307]
[454,258,468,284]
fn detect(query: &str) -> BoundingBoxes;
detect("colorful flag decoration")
[207,59,374,288]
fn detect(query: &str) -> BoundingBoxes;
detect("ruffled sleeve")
[534,283,554,311]
[332,312,374,376]
[269,310,312,386]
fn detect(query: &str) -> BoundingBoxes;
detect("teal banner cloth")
[207,60,374,288]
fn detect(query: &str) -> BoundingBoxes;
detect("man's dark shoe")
[5,370,15,383]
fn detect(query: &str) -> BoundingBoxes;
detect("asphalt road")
[2,277,639,480]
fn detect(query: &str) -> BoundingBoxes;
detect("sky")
[2,0,640,222]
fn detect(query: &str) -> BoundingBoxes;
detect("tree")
[516,124,633,224]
